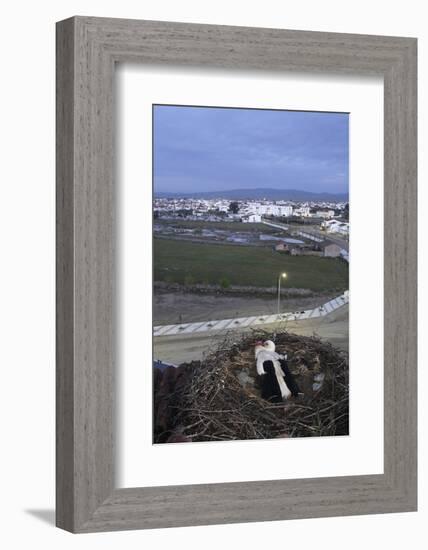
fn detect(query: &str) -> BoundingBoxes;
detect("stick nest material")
[154,331,349,443]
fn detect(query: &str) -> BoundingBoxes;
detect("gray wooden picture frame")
[56,16,417,533]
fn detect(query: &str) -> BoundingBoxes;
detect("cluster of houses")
[154,197,349,239]
[275,241,346,259]
[240,206,340,223]
[154,197,346,221]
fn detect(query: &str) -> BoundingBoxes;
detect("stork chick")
[265,341,302,398]
[254,340,292,402]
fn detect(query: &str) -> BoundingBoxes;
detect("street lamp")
[277,272,287,315]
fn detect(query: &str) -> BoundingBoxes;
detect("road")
[154,304,348,365]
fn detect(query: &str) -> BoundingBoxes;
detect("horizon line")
[155,187,349,195]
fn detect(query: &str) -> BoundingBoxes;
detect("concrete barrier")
[153,291,349,337]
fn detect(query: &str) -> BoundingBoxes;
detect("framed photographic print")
[56,17,417,532]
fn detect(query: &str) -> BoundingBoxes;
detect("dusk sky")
[153,105,349,194]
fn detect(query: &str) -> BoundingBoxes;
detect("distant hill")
[155,188,348,202]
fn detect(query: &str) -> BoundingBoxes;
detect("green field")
[154,238,348,291]
[155,219,279,233]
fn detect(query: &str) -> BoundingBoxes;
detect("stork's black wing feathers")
[279,359,301,396]
[259,360,283,403]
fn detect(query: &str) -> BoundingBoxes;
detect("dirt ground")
[154,304,349,365]
[153,291,340,325]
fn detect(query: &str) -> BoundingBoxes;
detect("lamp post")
[277,272,287,315]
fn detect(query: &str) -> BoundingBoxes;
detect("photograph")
[152,104,350,444]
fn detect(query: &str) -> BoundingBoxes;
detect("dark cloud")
[153,105,349,194]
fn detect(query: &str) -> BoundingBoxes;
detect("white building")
[316,210,335,219]
[244,203,293,217]
[322,219,350,235]
[276,205,293,217]
[323,243,342,257]
[294,206,311,217]
[242,214,262,223]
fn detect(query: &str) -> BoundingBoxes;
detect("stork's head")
[264,340,276,352]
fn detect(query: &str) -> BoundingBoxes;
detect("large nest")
[154,331,349,443]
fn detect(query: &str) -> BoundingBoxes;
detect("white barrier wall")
[154,291,349,337]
